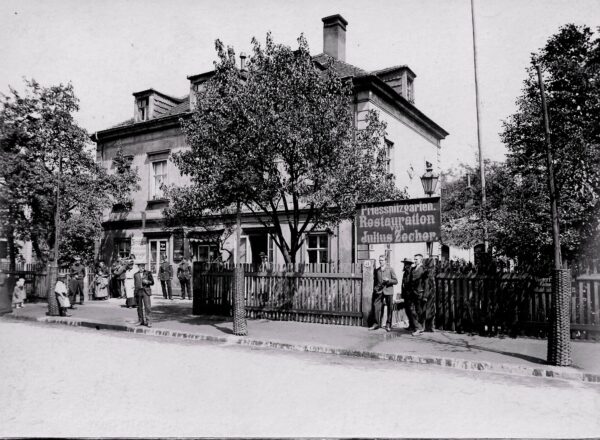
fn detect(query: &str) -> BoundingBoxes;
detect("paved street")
[1,320,599,438]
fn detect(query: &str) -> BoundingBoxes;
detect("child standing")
[55,274,72,317]
[12,278,26,309]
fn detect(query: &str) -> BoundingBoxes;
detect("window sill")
[147,198,169,205]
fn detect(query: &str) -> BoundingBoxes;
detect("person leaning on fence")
[12,278,26,309]
[69,255,86,306]
[421,257,437,333]
[369,254,398,332]
[177,257,192,300]
[158,255,173,300]
[55,273,72,317]
[134,258,154,327]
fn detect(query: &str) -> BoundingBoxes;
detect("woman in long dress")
[123,257,138,308]
[94,262,110,300]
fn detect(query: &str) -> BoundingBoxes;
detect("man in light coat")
[369,254,398,332]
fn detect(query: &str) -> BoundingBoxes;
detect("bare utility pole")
[536,64,571,366]
[470,0,488,252]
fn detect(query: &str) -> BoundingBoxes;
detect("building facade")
[93,14,448,294]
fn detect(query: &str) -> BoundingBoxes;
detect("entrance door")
[149,239,169,293]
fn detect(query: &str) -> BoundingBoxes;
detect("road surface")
[1,319,599,437]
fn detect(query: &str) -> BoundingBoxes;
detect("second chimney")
[322,14,348,62]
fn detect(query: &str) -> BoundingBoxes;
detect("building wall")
[355,91,443,271]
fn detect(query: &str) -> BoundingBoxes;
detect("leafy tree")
[500,24,600,270]
[0,79,139,266]
[169,34,403,263]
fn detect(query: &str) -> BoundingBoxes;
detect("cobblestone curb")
[5,314,600,384]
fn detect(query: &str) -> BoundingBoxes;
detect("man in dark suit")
[400,258,416,331]
[410,253,427,336]
[69,255,86,306]
[134,258,154,327]
[177,257,192,300]
[369,254,398,332]
[158,255,173,300]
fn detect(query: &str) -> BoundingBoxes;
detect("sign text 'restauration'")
[356,197,441,244]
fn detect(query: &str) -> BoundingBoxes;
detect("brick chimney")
[322,14,348,62]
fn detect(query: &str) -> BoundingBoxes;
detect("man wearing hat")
[369,254,398,332]
[400,258,416,331]
[69,255,86,306]
[134,258,154,327]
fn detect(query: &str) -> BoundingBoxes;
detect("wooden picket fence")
[193,262,366,326]
[0,263,94,300]
[434,267,600,339]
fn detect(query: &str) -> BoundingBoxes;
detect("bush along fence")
[192,260,600,339]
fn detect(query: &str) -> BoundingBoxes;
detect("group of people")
[370,253,436,336]
[52,254,194,326]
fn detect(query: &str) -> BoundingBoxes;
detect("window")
[306,233,328,264]
[0,240,8,260]
[114,239,131,259]
[191,243,218,263]
[267,235,275,264]
[137,97,149,121]
[407,78,414,103]
[151,160,167,200]
[383,139,393,174]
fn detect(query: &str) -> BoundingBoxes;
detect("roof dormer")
[132,89,184,122]
[373,66,416,104]
[187,71,215,111]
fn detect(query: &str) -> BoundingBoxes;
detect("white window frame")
[384,139,393,174]
[150,160,168,200]
[137,97,149,121]
[305,233,329,264]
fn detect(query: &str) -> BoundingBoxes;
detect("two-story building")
[93,14,448,294]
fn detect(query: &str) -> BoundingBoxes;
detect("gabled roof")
[95,55,447,142]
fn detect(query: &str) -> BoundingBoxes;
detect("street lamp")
[420,161,439,197]
[420,161,439,256]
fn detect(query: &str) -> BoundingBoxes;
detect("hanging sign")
[356,197,441,244]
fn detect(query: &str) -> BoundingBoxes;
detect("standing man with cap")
[369,254,398,332]
[158,255,173,300]
[69,255,86,306]
[177,256,192,300]
[134,258,154,327]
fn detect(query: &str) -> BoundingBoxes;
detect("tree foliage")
[500,24,600,270]
[168,34,403,263]
[442,24,600,273]
[0,79,139,265]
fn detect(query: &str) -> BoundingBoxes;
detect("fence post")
[361,260,374,327]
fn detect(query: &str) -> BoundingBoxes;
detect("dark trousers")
[179,278,191,299]
[160,280,172,299]
[373,292,393,328]
[404,297,417,330]
[69,279,84,305]
[421,294,436,331]
[406,296,423,331]
[136,293,151,324]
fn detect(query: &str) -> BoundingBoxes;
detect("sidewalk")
[4,297,600,383]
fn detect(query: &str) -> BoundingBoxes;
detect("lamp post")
[46,144,62,316]
[421,161,439,256]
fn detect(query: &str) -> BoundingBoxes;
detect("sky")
[1,0,599,170]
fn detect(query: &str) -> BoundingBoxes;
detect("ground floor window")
[306,233,329,264]
[191,242,218,263]
[114,239,131,259]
